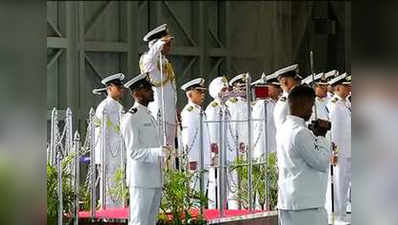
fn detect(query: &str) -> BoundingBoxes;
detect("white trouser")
[129,187,162,225]
[335,157,351,221]
[227,169,239,209]
[279,207,328,225]
[162,122,177,148]
[207,167,217,209]
[325,167,332,221]
[190,165,217,209]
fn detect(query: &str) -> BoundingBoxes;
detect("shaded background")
[46,1,351,135]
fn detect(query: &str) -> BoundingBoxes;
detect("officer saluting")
[94,73,126,208]
[277,85,332,225]
[180,78,214,205]
[139,24,178,149]
[121,73,172,225]
[273,64,302,131]
[328,73,351,224]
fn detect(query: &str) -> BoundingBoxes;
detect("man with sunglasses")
[94,73,126,208]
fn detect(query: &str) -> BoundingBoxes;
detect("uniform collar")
[335,94,346,102]
[106,96,119,103]
[133,102,151,114]
[286,115,306,126]
[188,101,202,111]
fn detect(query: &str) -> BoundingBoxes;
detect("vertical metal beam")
[224,1,231,75]
[65,1,79,135]
[344,1,351,72]
[73,131,80,225]
[78,1,86,123]
[127,1,139,75]
[199,1,208,76]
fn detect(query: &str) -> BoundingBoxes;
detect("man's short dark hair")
[288,85,316,103]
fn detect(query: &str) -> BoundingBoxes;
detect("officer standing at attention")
[328,73,352,224]
[302,72,330,122]
[180,78,215,207]
[94,73,126,208]
[324,70,338,104]
[225,73,250,209]
[251,72,281,159]
[205,76,235,209]
[121,73,172,225]
[277,85,332,225]
[273,64,302,131]
[139,24,178,149]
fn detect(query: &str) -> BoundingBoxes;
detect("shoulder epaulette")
[279,96,287,102]
[211,101,219,108]
[187,106,194,112]
[331,98,338,103]
[229,97,238,103]
[128,108,138,114]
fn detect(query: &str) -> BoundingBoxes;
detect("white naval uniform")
[274,91,289,131]
[308,96,335,221]
[94,96,124,208]
[251,98,277,158]
[325,92,334,105]
[181,101,215,207]
[205,98,235,209]
[140,39,177,147]
[120,102,163,225]
[225,96,250,209]
[251,98,276,209]
[206,99,236,163]
[310,97,330,122]
[226,96,250,148]
[329,95,351,222]
[276,115,331,225]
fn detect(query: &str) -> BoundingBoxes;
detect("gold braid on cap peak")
[139,57,176,87]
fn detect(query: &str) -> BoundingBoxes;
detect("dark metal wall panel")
[47,1,350,134]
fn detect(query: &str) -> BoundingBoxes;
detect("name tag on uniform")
[143,123,152,127]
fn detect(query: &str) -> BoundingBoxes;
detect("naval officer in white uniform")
[328,73,352,224]
[121,73,172,225]
[180,78,216,208]
[276,85,332,225]
[139,24,178,149]
[94,73,126,208]
[225,73,251,209]
[301,73,331,122]
[251,72,281,159]
[273,64,302,131]
[205,76,235,209]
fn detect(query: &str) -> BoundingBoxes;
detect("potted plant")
[47,156,75,225]
[231,152,278,210]
[157,153,207,225]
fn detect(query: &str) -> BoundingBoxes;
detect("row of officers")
[92,24,351,225]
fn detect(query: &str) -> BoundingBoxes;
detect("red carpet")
[79,208,265,220]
